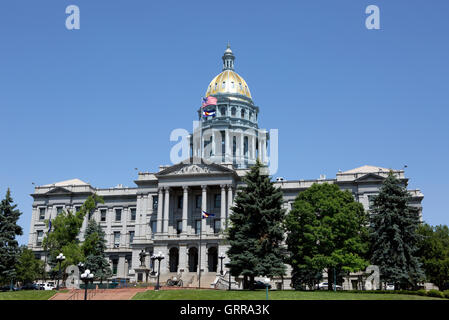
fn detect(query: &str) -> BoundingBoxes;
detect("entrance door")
[188,247,198,272]
[169,247,179,272]
[208,247,218,272]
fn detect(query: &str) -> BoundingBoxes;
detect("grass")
[0,290,58,300]
[132,289,443,300]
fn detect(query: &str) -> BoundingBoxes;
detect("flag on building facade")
[202,96,217,108]
[203,110,216,117]
[202,210,215,218]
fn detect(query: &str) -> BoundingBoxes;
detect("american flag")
[202,96,217,108]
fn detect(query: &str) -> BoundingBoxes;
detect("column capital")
[182,185,189,191]
[201,185,208,191]
[158,187,164,193]
[226,184,233,190]
[220,184,227,189]
[164,186,171,192]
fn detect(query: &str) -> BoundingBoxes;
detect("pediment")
[45,186,73,195]
[354,173,385,182]
[156,158,235,177]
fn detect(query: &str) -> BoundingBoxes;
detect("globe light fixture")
[80,269,94,300]
[218,253,225,275]
[56,253,66,290]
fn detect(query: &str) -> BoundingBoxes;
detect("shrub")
[427,289,444,298]
[443,290,449,299]
[416,289,427,296]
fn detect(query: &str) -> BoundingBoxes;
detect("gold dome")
[205,70,252,99]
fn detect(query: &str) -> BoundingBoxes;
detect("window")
[126,257,132,274]
[214,194,221,208]
[231,107,236,116]
[112,259,118,275]
[368,195,376,210]
[177,220,182,235]
[129,231,134,244]
[152,196,158,210]
[39,208,45,220]
[100,209,106,222]
[130,208,136,221]
[36,230,43,245]
[214,83,218,90]
[114,232,120,248]
[195,220,201,235]
[214,220,221,234]
[220,107,226,116]
[195,195,202,208]
[151,221,157,239]
[75,206,81,213]
[178,196,183,209]
[239,83,243,91]
[115,209,122,221]
[241,109,245,119]
[222,81,225,89]
[231,82,234,88]
[56,207,63,215]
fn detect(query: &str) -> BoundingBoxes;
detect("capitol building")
[27,46,424,289]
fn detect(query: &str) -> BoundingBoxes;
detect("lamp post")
[150,254,156,276]
[80,269,94,300]
[264,278,270,301]
[56,253,66,290]
[78,262,85,273]
[218,253,225,275]
[153,251,165,291]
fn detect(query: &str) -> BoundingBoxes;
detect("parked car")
[386,283,395,290]
[0,285,20,292]
[253,281,271,289]
[20,283,39,290]
[317,282,343,290]
[38,283,55,291]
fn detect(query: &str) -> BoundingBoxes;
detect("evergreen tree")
[370,172,424,289]
[82,219,112,283]
[16,246,44,284]
[0,189,23,286]
[226,160,286,289]
[285,183,369,290]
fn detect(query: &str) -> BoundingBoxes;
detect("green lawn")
[133,289,442,300]
[0,290,58,300]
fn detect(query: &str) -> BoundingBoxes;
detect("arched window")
[220,107,226,116]
[214,83,218,90]
[231,107,236,116]
[241,109,245,119]
[222,81,226,89]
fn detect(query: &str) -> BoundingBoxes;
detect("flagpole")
[198,216,202,289]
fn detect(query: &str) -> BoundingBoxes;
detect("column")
[225,129,230,162]
[240,133,244,164]
[182,186,189,235]
[201,185,207,236]
[156,188,163,234]
[211,130,216,158]
[251,135,256,162]
[179,244,188,273]
[227,185,233,229]
[163,187,170,234]
[220,185,226,232]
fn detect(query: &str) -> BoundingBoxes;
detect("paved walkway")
[50,288,147,300]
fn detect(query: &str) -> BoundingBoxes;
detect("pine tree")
[226,160,286,289]
[0,189,23,286]
[370,172,424,289]
[82,219,111,283]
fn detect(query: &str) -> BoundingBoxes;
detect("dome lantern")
[222,43,235,71]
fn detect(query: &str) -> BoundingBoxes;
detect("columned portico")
[227,185,233,229]
[182,186,189,235]
[220,184,226,231]
[157,188,163,234]
[163,187,170,234]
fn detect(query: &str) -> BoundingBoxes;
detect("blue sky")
[1,0,448,245]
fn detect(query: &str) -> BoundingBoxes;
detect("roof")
[41,178,89,187]
[342,165,392,174]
